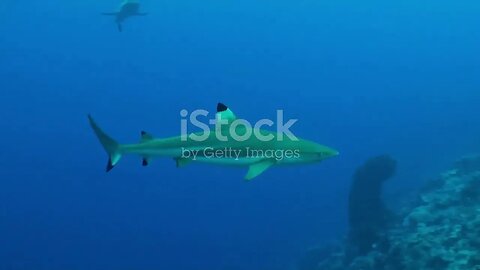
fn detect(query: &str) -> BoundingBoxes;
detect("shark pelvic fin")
[142,157,151,166]
[245,159,275,181]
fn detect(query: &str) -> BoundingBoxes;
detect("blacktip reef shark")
[102,0,147,32]
[88,103,339,180]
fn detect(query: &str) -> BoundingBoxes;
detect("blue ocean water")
[0,0,479,269]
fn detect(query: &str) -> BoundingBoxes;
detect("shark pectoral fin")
[117,23,123,32]
[175,158,193,168]
[245,160,275,181]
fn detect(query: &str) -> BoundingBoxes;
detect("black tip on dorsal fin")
[142,158,149,166]
[217,103,228,112]
[106,158,115,172]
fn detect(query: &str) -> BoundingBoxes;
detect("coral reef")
[302,155,480,270]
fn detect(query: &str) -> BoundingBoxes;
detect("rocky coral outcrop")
[347,155,396,261]
[305,155,480,270]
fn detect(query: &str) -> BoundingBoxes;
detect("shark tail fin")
[88,115,122,172]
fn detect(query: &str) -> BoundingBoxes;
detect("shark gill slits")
[217,103,228,112]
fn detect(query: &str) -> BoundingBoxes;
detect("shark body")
[102,0,147,32]
[89,103,338,180]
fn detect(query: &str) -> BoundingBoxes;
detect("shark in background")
[88,103,339,180]
[102,0,147,32]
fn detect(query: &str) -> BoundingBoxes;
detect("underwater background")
[0,0,479,269]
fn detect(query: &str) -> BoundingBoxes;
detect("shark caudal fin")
[88,115,122,172]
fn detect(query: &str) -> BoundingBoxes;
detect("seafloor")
[300,155,480,270]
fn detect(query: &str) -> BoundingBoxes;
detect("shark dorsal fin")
[216,103,237,124]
